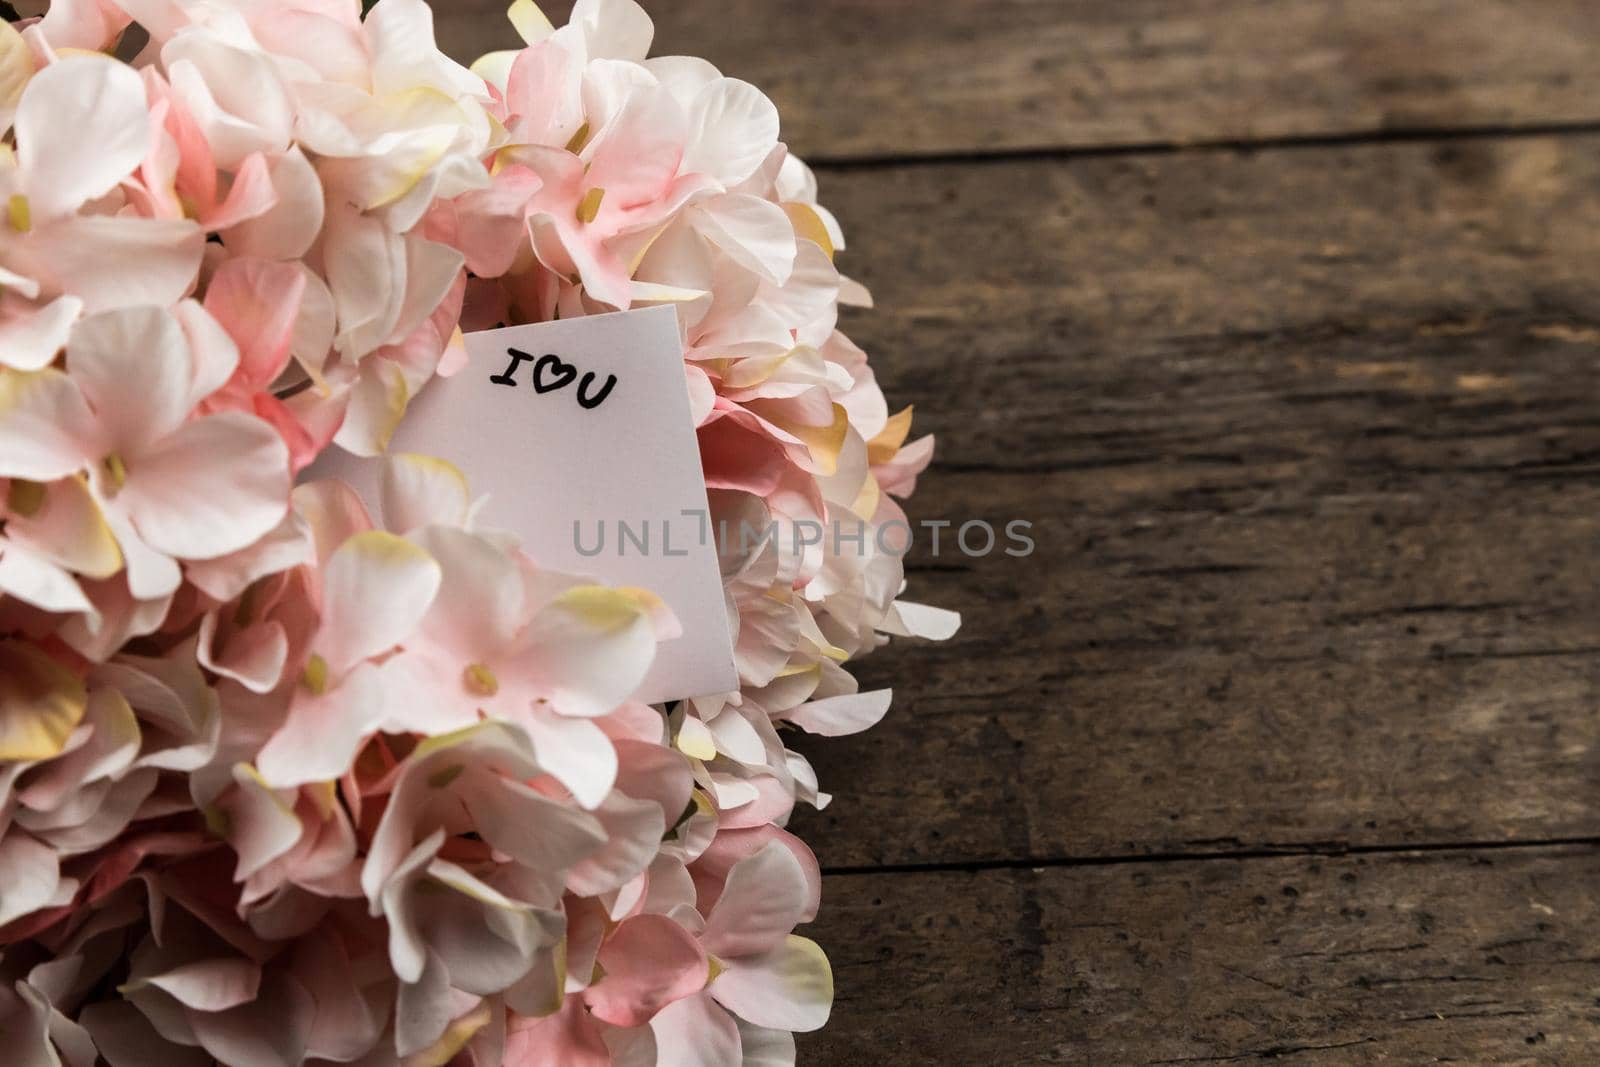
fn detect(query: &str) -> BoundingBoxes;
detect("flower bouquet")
[0,0,956,1062]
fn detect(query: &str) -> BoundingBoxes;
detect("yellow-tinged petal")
[867,405,915,465]
[0,640,87,761]
[541,938,568,1017]
[307,779,339,819]
[12,475,122,579]
[470,50,519,88]
[403,1001,493,1067]
[676,716,717,761]
[849,471,881,522]
[784,934,833,1001]
[382,452,471,532]
[624,224,670,275]
[721,352,792,391]
[358,92,464,209]
[205,805,232,838]
[0,19,31,119]
[234,763,298,819]
[372,368,412,454]
[787,403,850,477]
[550,585,652,633]
[410,722,490,762]
[428,762,467,788]
[340,358,412,456]
[774,661,822,680]
[507,0,555,44]
[784,202,834,260]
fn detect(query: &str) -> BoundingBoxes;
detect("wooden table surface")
[440,4,1600,1062]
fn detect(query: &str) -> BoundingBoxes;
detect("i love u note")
[490,348,618,410]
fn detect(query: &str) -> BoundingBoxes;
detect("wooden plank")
[433,1,1600,160]
[798,847,1600,1063]
[784,136,1600,867]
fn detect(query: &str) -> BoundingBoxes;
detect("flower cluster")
[0,1,954,1064]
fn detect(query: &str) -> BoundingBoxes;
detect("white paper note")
[310,305,737,704]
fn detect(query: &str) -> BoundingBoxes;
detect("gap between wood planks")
[806,118,1600,170]
[821,836,1600,878]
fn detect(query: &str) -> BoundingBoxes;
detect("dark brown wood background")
[437,4,1600,1062]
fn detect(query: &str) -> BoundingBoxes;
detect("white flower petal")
[0,369,94,481]
[255,662,387,788]
[879,599,962,640]
[735,1021,796,1067]
[119,413,290,561]
[68,306,192,450]
[15,56,148,220]
[650,994,741,1067]
[523,714,617,811]
[710,935,833,1033]
[0,543,91,616]
[16,215,203,314]
[519,586,659,717]
[570,0,654,61]
[381,453,471,534]
[162,38,294,168]
[0,295,80,372]
[785,689,893,738]
[692,194,796,285]
[682,79,780,187]
[0,832,64,926]
[314,530,440,676]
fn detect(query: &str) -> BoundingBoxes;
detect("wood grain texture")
[434,0,1600,160]
[798,847,1600,1064]
[422,2,1600,1056]
[784,135,1600,867]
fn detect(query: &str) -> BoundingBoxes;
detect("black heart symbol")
[532,353,577,394]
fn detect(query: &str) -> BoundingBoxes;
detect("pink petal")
[204,258,305,391]
[692,826,820,925]
[138,957,261,1013]
[505,995,609,1067]
[700,842,810,959]
[585,913,707,1027]
[698,410,788,496]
